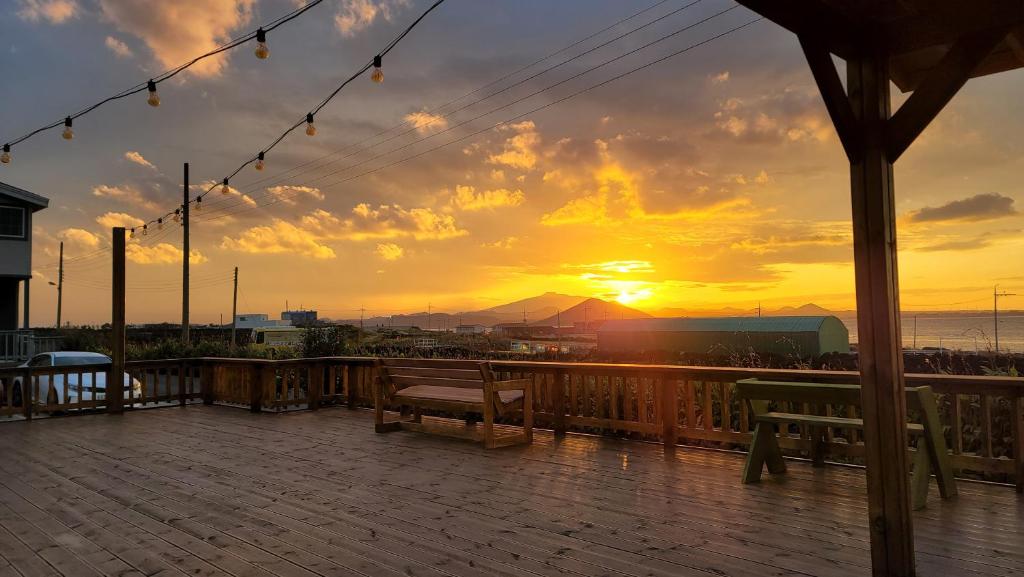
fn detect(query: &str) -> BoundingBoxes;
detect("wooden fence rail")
[2,356,1021,491]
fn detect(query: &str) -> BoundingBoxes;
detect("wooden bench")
[735,379,957,510]
[373,358,533,448]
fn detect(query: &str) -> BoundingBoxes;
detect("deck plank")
[0,405,1021,577]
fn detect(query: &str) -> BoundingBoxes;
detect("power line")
[2,0,328,150]
[199,6,755,222]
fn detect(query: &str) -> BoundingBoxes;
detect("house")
[234,313,291,329]
[0,182,48,330]
[455,324,487,334]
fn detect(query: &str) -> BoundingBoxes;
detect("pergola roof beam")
[799,35,863,162]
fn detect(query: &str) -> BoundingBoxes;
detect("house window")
[0,206,25,239]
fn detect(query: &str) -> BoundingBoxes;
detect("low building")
[511,339,596,355]
[0,182,48,330]
[282,309,318,325]
[234,313,291,329]
[455,324,487,334]
[597,316,850,357]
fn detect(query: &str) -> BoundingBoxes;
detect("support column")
[22,278,30,329]
[847,52,915,576]
[109,227,126,414]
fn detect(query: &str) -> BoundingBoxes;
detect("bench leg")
[911,446,930,510]
[522,386,534,444]
[744,423,785,483]
[412,406,422,423]
[916,387,958,499]
[482,387,496,449]
[810,426,826,468]
[374,378,401,433]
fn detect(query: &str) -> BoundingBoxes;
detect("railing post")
[553,369,566,436]
[252,362,272,413]
[200,361,215,405]
[21,367,32,421]
[346,364,358,408]
[178,361,187,407]
[661,375,678,447]
[308,362,322,411]
[1014,395,1024,493]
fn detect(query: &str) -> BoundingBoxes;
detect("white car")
[8,352,142,407]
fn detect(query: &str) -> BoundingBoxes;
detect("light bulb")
[147,80,160,107]
[142,225,148,236]
[254,28,269,59]
[221,178,230,195]
[195,197,202,212]
[129,228,136,239]
[255,151,265,171]
[157,218,164,230]
[1,144,10,165]
[173,210,180,223]
[305,113,316,136]
[371,55,384,83]
[62,117,73,140]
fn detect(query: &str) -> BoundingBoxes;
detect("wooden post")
[252,362,270,413]
[308,363,322,411]
[181,162,190,345]
[847,52,915,576]
[1014,396,1024,493]
[661,376,678,447]
[200,361,214,405]
[21,367,32,420]
[109,227,126,414]
[553,369,567,436]
[178,361,187,407]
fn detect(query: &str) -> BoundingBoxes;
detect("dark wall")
[597,330,823,357]
[0,278,19,330]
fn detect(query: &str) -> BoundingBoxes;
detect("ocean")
[838,313,1024,353]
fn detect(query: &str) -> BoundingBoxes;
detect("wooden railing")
[3,356,1022,491]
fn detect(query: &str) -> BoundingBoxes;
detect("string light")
[221,178,230,194]
[146,79,159,107]
[142,224,148,236]
[305,113,316,136]
[255,28,270,59]
[195,196,202,212]
[129,228,135,239]
[1,144,10,164]
[255,151,265,171]
[62,117,73,140]
[371,55,384,83]
[157,217,164,230]
[172,208,181,223]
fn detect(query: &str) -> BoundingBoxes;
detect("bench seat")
[756,412,925,434]
[374,359,533,448]
[394,385,524,407]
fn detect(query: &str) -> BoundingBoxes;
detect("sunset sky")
[2,0,1023,326]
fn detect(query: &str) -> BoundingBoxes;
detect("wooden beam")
[887,27,1010,161]
[109,227,125,415]
[734,0,860,57]
[799,35,863,162]
[847,51,916,577]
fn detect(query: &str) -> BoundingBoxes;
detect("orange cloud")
[449,185,524,211]
[17,0,77,24]
[220,220,336,259]
[126,243,207,265]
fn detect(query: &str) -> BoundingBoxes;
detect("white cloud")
[711,71,730,84]
[404,110,448,134]
[487,121,540,170]
[123,151,155,170]
[98,0,255,77]
[220,220,336,259]
[91,184,161,211]
[105,36,133,58]
[266,185,324,205]
[375,243,404,261]
[59,228,101,249]
[126,243,207,265]
[95,211,145,231]
[449,185,524,211]
[17,0,77,24]
[334,0,409,37]
[304,205,467,241]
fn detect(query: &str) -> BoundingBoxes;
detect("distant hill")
[484,292,588,323]
[765,303,834,316]
[534,297,650,326]
[649,303,836,318]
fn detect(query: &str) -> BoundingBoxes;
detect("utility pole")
[358,306,365,345]
[54,241,64,328]
[181,162,190,344]
[913,315,918,349]
[230,267,238,349]
[110,227,126,414]
[427,302,431,331]
[994,285,1016,354]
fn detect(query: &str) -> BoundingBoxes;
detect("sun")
[614,287,653,305]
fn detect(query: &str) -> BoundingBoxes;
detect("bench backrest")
[376,358,490,390]
[735,378,930,411]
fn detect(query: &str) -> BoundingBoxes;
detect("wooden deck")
[0,406,1021,577]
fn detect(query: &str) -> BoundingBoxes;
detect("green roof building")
[597,316,850,357]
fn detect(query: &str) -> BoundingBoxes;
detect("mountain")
[483,292,588,323]
[534,297,650,326]
[766,303,834,316]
